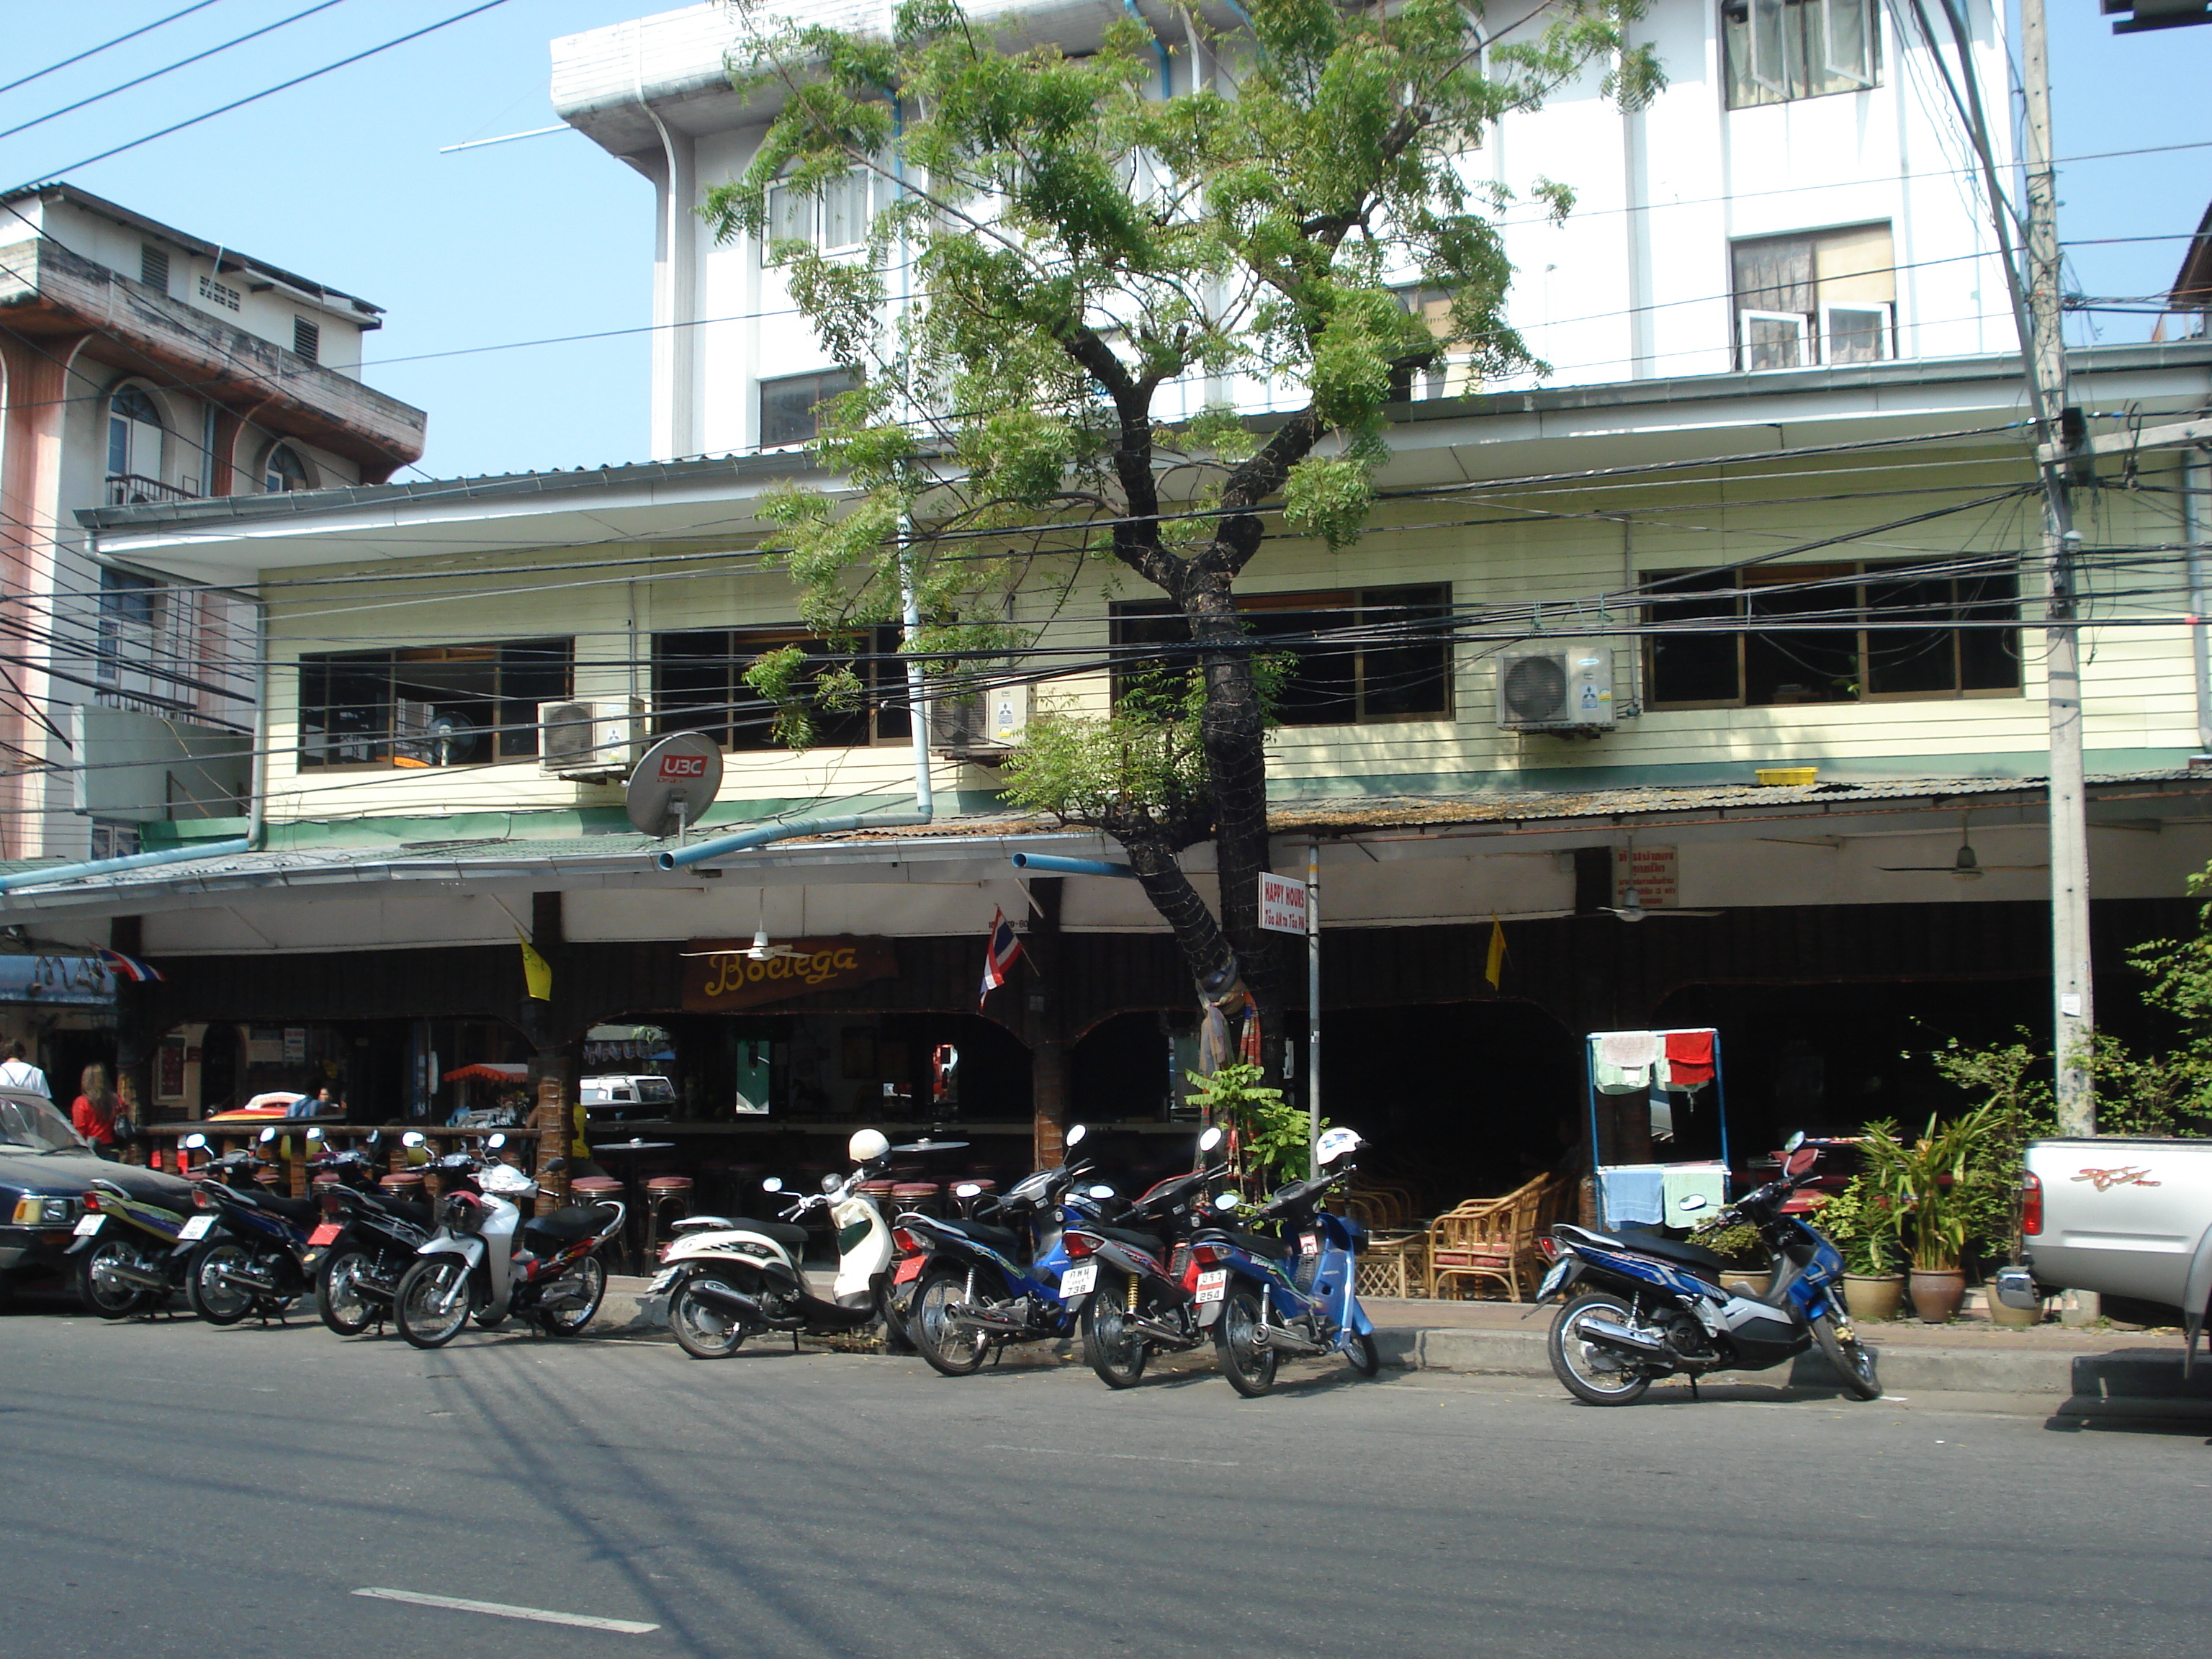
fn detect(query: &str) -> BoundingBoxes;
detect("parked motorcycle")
[652,1128,902,1359]
[174,1130,318,1324]
[896,1123,1116,1376]
[67,1178,192,1318]
[1060,1126,1231,1388]
[392,1141,614,1349]
[1534,1132,1881,1406]
[1187,1127,1379,1397]
[302,1135,433,1336]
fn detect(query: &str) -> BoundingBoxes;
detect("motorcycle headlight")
[11,1194,79,1227]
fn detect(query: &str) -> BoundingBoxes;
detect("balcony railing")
[104,474,199,506]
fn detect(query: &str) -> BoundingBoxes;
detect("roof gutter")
[0,837,252,898]
[654,809,933,872]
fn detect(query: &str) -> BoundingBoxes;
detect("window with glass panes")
[1644,562,2019,708]
[297,639,572,766]
[652,626,912,750]
[1722,0,1879,107]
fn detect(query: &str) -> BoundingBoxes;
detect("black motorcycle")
[304,1141,432,1336]
[174,1133,318,1325]
[1534,1133,1882,1406]
[1059,1126,1230,1388]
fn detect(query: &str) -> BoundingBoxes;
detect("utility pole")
[2020,0,2096,1142]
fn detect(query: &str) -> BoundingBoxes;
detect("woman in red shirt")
[71,1064,120,1154]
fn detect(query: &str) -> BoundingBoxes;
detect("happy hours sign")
[1257,872,1309,935]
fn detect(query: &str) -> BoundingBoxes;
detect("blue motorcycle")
[1188,1127,1379,1397]
[171,1131,319,1325]
[897,1123,1115,1375]
[1534,1133,1881,1406]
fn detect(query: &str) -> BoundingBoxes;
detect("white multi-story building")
[549,0,2015,459]
[0,184,426,860]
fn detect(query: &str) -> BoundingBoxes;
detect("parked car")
[1996,1136,2212,1371]
[0,1088,195,1305]
[580,1074,676,1123]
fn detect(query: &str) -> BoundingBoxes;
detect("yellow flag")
[1483,914,1506,990]
[517,930,553,1002]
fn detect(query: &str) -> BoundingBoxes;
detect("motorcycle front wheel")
[538,1255,606,1337]
[1812,1313,1882,1400]
[184,1241,259,1326]
[77,1238,153,1318]
[1548,1291,1653,1406]
[316,1248,380,1336]
[1215,1285,1279,1398]
[669,1272,753,1359]
[1079,1272,1149,1389]
[394,1258,472,1350]
[1345,1330,1381,1377]
[909,1262,991,1377]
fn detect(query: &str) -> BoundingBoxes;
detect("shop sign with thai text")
[1613,845,1678,908]
[1257,873,1309,935]
[681,937,899,1011]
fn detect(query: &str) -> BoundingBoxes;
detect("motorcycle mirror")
[1064,1124,1087,1149]
[402,1132,425,1147]
[1785,1146,1820,1179]
[1784,1130,1807,1154]
[760,1177,783,1194]
[306,1127,324,1142]
[1197,1126,1225,1154]
[953,1182,983,1198]
[258,1127,277,1144]
[820,1172,840,1194]
[182,1133,205,1150]
[1676,1195,1708,1213]
[364,1130,382,1148]
[1087,1184,1115,1200]
[487,1133,506,1150]
[1213,1192,1240,1213]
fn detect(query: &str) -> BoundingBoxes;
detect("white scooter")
[392,1135,620,1349]
[651,1128,900,1359]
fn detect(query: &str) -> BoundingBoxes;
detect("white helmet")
[1316,1126,1364,1166]
[848,1128,890,1164]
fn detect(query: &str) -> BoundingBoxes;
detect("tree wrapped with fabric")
[704,0,1661,1072]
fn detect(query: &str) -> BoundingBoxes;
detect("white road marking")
[984,1444,1238,1467]
[351,1588,658,1635]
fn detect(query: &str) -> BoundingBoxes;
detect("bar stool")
[856,1178,897,1218]
[643,1175,693,1263]
[891,1180,941,1219]
[379,1171,424,1201]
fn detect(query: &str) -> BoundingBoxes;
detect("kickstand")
[791,1330,801,1354]
[1689,1376,1700,1401]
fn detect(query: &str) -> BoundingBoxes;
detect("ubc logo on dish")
[660,754,709,779]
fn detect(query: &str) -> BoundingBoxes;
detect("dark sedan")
[0,1089,195,1304]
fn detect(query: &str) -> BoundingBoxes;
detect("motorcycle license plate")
[1194,1269,1228,1304]
[72,1214,104,1238]
[1060,1262,1097,1298]
[1300,1233,1321,1257]
[1536,1259,1571,1301]
[891,1255,925,1285]
[177,1215,215,1241]
[307,1223,343,1247]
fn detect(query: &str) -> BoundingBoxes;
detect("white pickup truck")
[1996,1136,2212,1370]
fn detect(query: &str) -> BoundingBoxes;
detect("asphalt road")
[4,1308,2208,1659]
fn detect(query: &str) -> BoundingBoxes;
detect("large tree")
[705,0,1659,1071]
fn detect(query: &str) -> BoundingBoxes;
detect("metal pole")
[1307,840,1321,1177]
[2184,449,2212,756]
[2022,0,2095,1141]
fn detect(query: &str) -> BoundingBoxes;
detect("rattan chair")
[1424,1172,1555,1302]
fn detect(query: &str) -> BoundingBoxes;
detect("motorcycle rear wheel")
[1812,1313,1882,1400]
[316,1248,380,1336]
[909,1262,991,1377]
[184,1241,258,1326]
[1079,1273,1149,1389]
[395,1258,472,1349]
[669,1272,753,1359]
[1215,1285,1279,1398]
[1549,1291,1653,1406]
[538,1255,606,1337]
[78,1238,154,1318]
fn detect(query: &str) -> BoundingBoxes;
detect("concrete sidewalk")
[595,1277,2211,1413]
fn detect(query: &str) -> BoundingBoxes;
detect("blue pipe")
[655,811,930,872]
[1010,853,1138,878]
[1123,0,1174,97]
[0,837,252,896]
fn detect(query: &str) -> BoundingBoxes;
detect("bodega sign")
[1257,872,1308,936]
[681,936,898,1011]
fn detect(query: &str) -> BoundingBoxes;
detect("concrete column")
[1022,878,1066,1169]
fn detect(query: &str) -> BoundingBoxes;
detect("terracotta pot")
[1843,1273,1907,1323]
[1908,1267,1967,1323]
[1986,1285,2043,1327]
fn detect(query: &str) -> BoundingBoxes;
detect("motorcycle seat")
[1612,1227,1731,1278]
[727,1218,811,1251]
[1076,1223,1166,1257]
[925,1218,1022,1256]
[1197,1228,1291,1262]
[529,1205,609,1241]
[252,1192,320,1226]
[372,1197,434,1232]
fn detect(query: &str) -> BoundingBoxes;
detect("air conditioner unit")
[1496,646,1615,732]
[930,683,1029,760]
[538,698,646,778]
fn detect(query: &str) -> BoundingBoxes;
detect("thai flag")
[978,908,1023,1007]
[96,948,163,984]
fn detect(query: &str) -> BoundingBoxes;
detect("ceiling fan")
[1600,886,1723,922]
[1879,817,2046,881]
[678,891,811,960]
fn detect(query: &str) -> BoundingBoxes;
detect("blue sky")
[2,1,2204,482]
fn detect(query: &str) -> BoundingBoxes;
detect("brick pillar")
[1022,878,1065,1169]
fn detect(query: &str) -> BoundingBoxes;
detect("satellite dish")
[626,731,724,838]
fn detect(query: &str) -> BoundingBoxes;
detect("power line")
[0,1,226,99]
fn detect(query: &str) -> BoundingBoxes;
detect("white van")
[580,1074,677,1120]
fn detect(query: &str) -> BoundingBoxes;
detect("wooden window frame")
[650,624,912,753]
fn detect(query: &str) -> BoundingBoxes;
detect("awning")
[443,1061,529,1084]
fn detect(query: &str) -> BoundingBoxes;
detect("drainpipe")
[1010,853,1138,878]
[654,809,930,871]
[0,836,253,895]
[247,591,269,850]
[1123,0,1174,98]
[2186,448,2212,756]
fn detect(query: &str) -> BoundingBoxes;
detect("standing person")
[71,1064,122,1156]
[0,1040,50,1099]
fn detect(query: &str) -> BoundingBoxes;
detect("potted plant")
[1809,1178,1906,1321]
[1856,1105,2002,1323]
[1689,1215,1771,1292]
